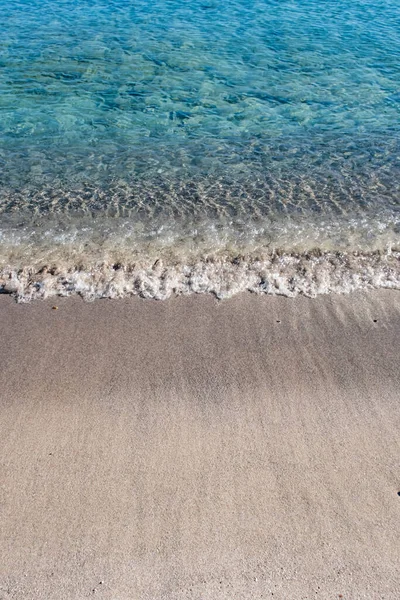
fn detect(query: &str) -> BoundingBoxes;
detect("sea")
[1,0,399,301]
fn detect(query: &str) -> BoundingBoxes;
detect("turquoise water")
[0,0,399,300]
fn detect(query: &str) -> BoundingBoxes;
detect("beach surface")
[0,290,399,600]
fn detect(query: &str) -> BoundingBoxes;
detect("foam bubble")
[0,211,399,302]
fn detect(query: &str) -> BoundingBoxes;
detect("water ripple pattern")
[0,0,399,299]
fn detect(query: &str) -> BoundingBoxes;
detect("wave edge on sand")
[1,212,399,301]
[1,250,399,302]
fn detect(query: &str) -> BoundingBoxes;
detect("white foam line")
[1,251,399,302]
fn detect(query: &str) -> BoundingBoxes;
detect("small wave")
[0,211,399,302]
[1,250,399,302]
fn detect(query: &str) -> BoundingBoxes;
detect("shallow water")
[1,0,399,300]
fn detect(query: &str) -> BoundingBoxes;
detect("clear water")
[1,0,399,300]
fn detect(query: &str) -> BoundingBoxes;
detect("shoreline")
[1,290,400,599]
[2,250,399,301]
[1,209,399,302]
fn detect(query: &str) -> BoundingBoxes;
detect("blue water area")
[1,0,400,218]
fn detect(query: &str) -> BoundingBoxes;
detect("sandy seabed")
[0,290,399,599]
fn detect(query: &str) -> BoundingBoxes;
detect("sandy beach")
[0,290,399,599]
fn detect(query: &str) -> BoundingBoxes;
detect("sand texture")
[0,291,400,599]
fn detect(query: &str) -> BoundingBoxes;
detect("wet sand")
[0,290,400,599]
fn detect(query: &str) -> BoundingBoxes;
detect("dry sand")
[0,290,399,599]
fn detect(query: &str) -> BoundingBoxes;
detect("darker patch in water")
[48,71,83,81]
[126,89,146,97]
[386,93,400,103]
[169,110,191,121]
[250,91,292,105]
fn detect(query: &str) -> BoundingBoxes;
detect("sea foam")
[1,211,399,302]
